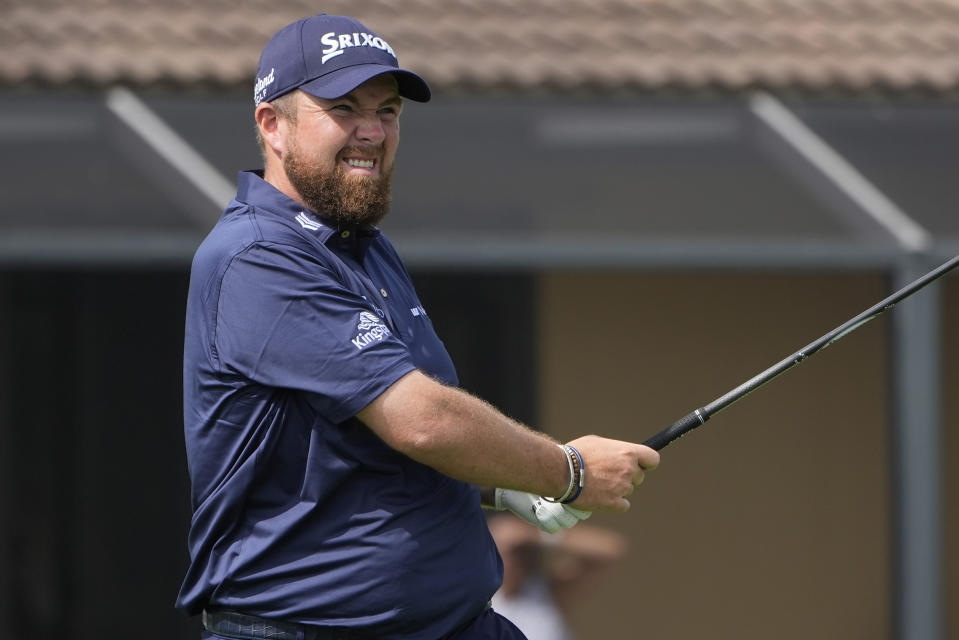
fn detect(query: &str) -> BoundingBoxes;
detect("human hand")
[563,435,660,513]
[494,488,592,534]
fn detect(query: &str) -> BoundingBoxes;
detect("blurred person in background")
[488,514,628,640]
[176,12,660,640]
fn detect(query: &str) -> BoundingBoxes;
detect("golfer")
[176,13,660,640]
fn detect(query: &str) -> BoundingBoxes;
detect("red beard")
[284,144,393,228]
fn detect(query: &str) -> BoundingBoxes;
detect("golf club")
[642,253,959,451]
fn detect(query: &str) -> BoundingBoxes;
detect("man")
[177,13,660,640]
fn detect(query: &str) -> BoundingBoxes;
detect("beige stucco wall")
[946,276,958,640]
[538,271,894,639]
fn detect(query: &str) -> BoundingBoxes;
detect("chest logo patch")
[352,311,392,350]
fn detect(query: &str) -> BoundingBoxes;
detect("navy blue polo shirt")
[176,171,502,638]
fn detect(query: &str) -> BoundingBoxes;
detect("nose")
[355,111,387,144]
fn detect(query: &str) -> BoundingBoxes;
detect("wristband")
[545,444,583,504]
[562,445,585,504]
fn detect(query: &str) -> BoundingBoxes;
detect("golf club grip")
[642,409,710,451]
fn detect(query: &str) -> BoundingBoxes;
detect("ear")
[255,101,287,156]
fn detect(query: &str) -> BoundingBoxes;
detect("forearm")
[359,369,662,513]
[357,370,569,498]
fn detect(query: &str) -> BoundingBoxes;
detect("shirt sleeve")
[213,241,416,423]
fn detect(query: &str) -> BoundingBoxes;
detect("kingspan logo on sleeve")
[320,31,396,64]
[352,311,392,350]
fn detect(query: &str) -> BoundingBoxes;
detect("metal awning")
[2,89,957,268]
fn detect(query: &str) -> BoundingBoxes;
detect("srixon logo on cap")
[320,31,396,64]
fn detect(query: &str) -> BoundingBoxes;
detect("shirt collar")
[235,170,381,260]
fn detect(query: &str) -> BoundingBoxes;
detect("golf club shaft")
[642,253,959,451]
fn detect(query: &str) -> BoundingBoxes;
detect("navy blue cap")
[254,14,431,105]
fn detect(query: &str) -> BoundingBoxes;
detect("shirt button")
[340,230,351,238]
[380,288,388,297]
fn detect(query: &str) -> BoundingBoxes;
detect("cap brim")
[300,64,431,103]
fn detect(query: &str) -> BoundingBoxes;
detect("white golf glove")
[493,488,591,534]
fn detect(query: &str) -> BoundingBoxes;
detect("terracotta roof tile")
[5,0,959,94]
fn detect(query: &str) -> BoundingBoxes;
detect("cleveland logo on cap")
[320,31,396,64]
[253,68,275,104]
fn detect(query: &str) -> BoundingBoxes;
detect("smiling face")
[258,74,403,227]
